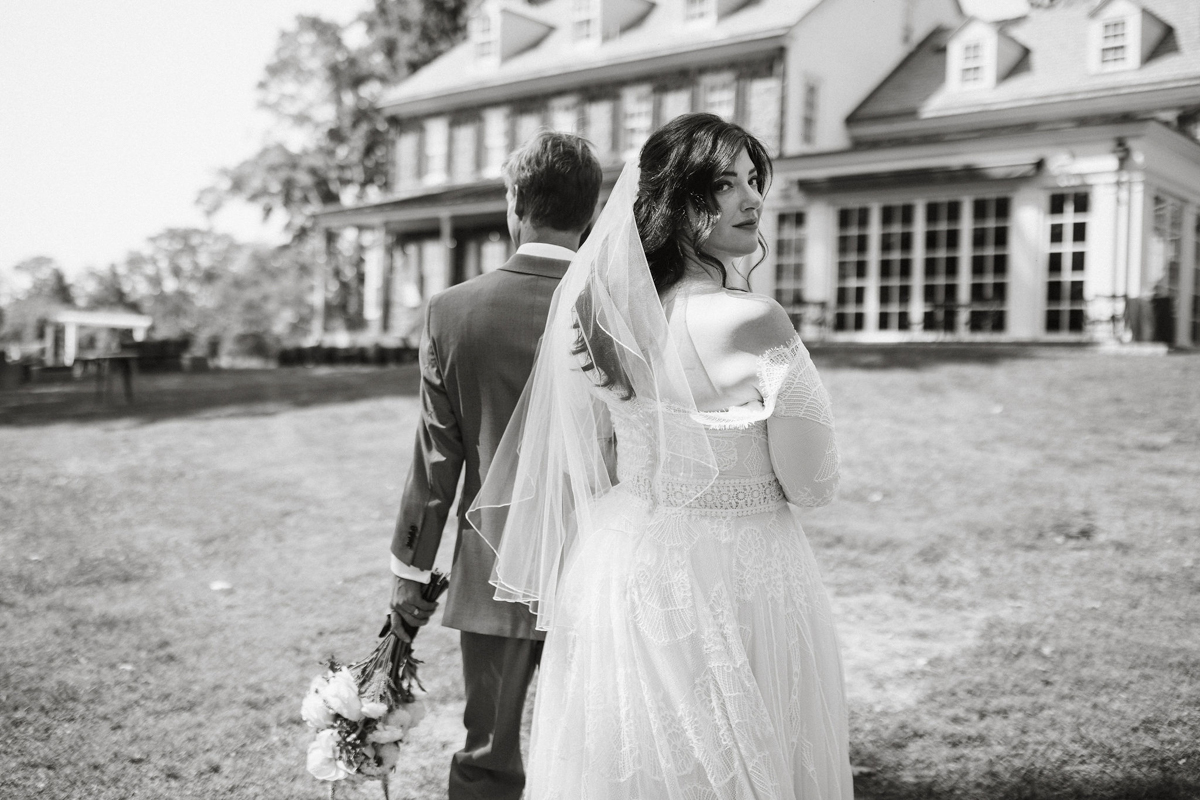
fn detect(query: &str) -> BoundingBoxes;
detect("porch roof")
[51,309,152,330]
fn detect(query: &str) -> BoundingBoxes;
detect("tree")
[197,244,315,359]
[0,256,75,351]
[11,256,74,306]
[201,0,469,234]
[116,228,239,342]
[77,263,141,312]
[200,0,468,335]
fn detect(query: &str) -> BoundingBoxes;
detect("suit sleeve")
[391,301,465,571]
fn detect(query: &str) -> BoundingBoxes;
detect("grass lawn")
[1,348,1197,799]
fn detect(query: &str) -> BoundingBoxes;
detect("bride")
[470,112,852,799]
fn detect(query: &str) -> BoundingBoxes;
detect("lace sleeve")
[758,336,840,507]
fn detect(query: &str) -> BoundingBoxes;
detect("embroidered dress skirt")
[526,477,852,800]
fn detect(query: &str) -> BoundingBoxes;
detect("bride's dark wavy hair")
[635,112,773,292]
[571,113,774,399]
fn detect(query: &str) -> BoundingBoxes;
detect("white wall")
[781,0,962,155]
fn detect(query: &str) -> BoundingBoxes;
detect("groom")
[387,131,603,800]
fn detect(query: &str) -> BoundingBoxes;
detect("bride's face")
[696,148,763,265]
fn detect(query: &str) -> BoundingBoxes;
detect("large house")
[316,0,1200,347]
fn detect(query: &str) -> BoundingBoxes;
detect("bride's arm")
[767,398,839,508]
[745,303,840,507]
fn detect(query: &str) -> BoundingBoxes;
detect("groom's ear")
[512,186,527,220]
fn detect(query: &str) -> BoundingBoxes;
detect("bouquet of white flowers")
[302,570,450,798]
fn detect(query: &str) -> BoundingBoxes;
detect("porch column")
[1179,204,1197,348]
[43,322,56,366]
[362,226,387,338]
[311,230,331,344]
[62,322,78,367]
[440,214,455,289]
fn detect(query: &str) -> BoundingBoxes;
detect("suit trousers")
[450,631,544,800]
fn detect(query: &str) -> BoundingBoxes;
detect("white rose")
[301,680,335,729]
[306,729,350,782]
[361,700,388,719]
[357,742,401,778]
[318,669,362,721]
[386,705,413,729]
[367,705,411,744]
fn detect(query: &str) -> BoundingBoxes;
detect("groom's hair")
[503,132,603,233]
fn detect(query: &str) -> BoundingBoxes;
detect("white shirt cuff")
[390,554,433,583]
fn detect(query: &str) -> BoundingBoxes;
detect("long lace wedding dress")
[525,325,852,800]
[470,162,851,799]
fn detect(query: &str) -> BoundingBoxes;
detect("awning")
[315,165,625,230]
[793,160,1043,194]
[315,181,508,229]
[52,309,152,330]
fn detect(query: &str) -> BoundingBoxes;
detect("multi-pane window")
[802,81,818,146]
[450,122,477,183]
[515,109,544,149]
[586,99,615,158]
[878,204,914,330]
[1153,194,1183,297]
[471,10,495,60]
[969,197,1009,332]
[1046,192,1089,333]
[572,0,598,40]
[481,107,509,179]
[923,200,961,332]
[746,76,781,154]
[775,212,806,323]
[1152,194,1184,344]
[835,207,870,332]
[685,0,713,22]
[961,41,983,84]
[394,128,421,191]
[621,85,653,156]
[422,116,449,185]
[701,75,736,120]
[394,242,423,309]
[549,96,580,135]
[420,238,448,297]
[658,87,692,126]
[1101,19,1126,67]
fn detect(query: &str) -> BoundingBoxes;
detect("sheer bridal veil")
[466,161,719,631]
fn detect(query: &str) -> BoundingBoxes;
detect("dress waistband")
[620,471,786,517]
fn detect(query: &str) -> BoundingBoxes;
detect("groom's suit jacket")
[391,252,571,641]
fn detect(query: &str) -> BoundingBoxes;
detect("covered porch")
[313,181,513,346]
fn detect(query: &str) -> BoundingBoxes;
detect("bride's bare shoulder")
[687,290,797,358]
[681,290,798,406]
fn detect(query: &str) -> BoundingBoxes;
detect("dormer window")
[945,19,1026,92]
[572,0,598,41]
[470,2,554,64]
[685,0,713,23]
[1100,19,1127,67]
[961,41,984,84]
[470,9,496,60]
[685,0,749,25]
[1087,1,1171,74]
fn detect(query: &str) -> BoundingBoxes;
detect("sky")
[0,0,1027,291]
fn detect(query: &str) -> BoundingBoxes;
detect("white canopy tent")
[48,309,152,367]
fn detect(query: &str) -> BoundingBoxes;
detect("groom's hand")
[390,575,439,642]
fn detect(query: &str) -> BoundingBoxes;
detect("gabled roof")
[849,0,1200,130]
[380,0,825,115]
